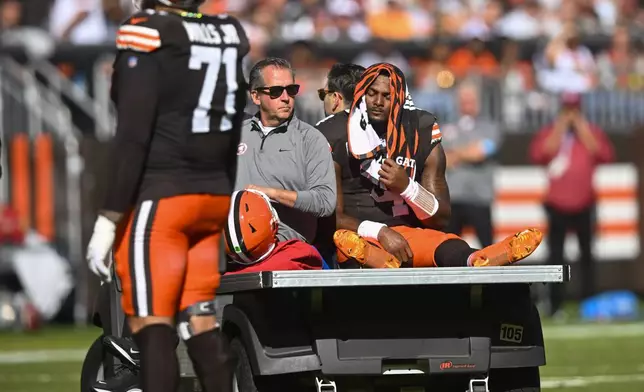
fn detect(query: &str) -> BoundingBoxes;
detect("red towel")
[225,240,323,274]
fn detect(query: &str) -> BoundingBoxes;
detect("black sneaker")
[102,336,140,369]
[93,366,140,392]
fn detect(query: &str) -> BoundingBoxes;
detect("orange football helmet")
[224,189,279,265]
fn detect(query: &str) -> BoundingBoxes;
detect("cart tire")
[490,366,540,391]
[230,338,290,392]
[80,335,106,392]
[230,338,260,392]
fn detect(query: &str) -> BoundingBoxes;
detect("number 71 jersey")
[112,9,250,199]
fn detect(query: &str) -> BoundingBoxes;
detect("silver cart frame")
[218,265,570,292]
[100,265,569,392]
[107,265,570,338]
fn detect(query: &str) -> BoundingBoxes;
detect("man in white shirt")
[48,0,108,44]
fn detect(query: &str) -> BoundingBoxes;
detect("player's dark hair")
[327,63,366,106]
[142,0,204,10]
[249,57,295,91]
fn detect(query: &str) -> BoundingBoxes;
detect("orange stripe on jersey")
[116,39,160,53]
[116,24,161,53]
[130,17,148,25]
[431,122,442,143]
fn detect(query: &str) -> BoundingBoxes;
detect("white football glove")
[86,215,117,283]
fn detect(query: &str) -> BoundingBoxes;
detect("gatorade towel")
[580,291,639,321]
[226,240,323,274]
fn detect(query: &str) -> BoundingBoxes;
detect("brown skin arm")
[419,143,451,230]
[268,189,297,207]
[61,11,89,40]
[334,162,362,231]
[99,210,124,225]
[572,114,599,153]
[336,144,452,231]
[245,185,297,207]
[543,113,569,155]
[335,161,414,263]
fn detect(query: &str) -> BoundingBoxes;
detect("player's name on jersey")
[375,154,417,169]
[395,156,416,169]
[183,22,241,46]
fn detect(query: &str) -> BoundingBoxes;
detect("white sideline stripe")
[543,323,644,340]
[546,364,644,374]
[0,323,642,365]
[493,201,638,226]
[0,349,86,364]
[542,374,644,388]
[496,164,638,190]
[0,324,642,364]
[0,373,79,382]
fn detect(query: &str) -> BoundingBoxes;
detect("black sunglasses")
[317,88,335,101]
[256,84,300,99]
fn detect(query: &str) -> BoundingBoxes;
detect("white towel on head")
[347,83,417,159]
[346,65,419,187]
[347,96,387,186]
[347,96,383,158]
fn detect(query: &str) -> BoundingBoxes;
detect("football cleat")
[469,228,543,267]
[93,366,140,392]
[333,229,401,268]
[103,336,140,369]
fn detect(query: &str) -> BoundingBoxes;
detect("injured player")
[318,63,543,268]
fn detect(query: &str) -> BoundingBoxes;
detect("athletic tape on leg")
[176,300,219,340]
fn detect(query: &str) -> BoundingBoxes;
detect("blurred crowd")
[1,0,644,127]
[3,0,644,43]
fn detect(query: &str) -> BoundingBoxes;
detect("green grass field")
[1,322,643,392]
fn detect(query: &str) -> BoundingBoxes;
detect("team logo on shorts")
[237,143,247,155]
[127,56,138,68]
